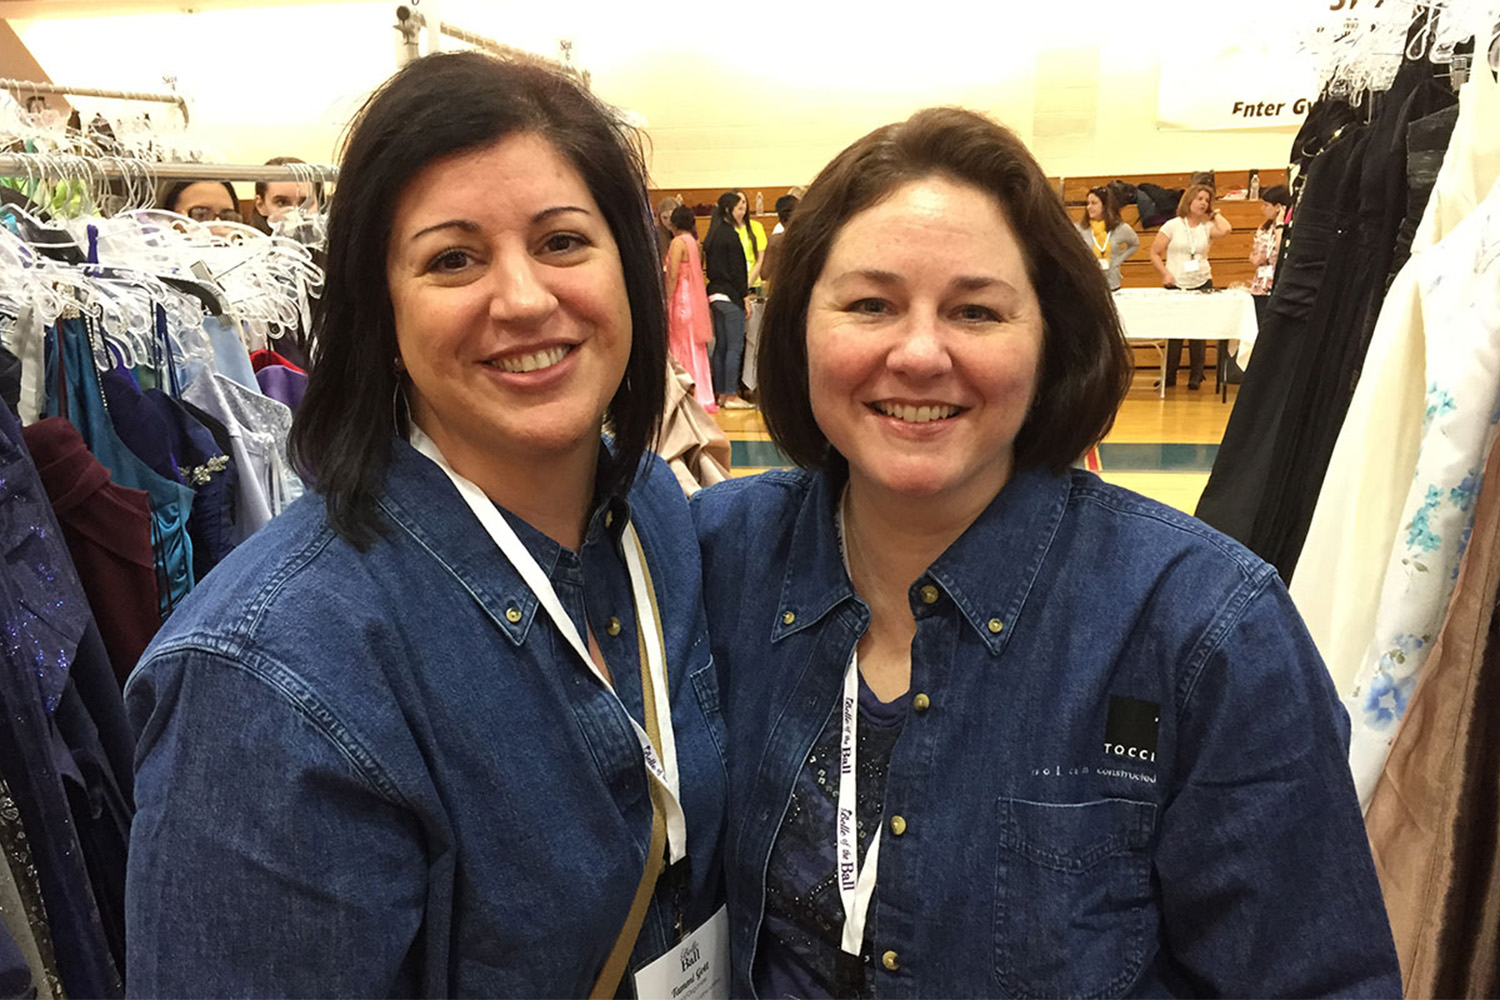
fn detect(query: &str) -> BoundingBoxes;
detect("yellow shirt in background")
[1090,218,1110,259]
[738,220,768,286]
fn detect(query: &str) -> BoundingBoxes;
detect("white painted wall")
[9,0,1322,191]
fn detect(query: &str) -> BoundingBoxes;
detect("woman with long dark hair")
[125,53,727,997]
[704,190,753,409]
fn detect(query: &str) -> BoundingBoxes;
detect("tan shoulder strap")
[589,533,673,999]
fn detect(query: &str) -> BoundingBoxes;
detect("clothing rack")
[393,6,589,87]
[0,152,337,183]
[1,78,190,126]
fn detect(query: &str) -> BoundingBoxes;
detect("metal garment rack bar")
[0,78,191,126]
[0,153,338,183]
[393,6,589,87]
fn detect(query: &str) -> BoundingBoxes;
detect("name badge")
[1098,258,1109,270]
[633,905,729,1000]
[1257,265,1274,280]
[1183,258,1201,274]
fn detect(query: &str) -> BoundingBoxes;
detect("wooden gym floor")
[715,371,1234,515]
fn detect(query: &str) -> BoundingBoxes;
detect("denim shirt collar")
[775,465,1072,654]
[773,469,858,642]
[376,436,631,648]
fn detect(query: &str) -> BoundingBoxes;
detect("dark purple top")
[755,673,909,999]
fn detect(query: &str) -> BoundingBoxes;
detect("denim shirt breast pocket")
[688,654,728,776]
[994,797,1156,999]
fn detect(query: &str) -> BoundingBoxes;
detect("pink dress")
[668,234,716,410]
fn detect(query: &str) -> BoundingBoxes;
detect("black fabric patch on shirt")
[1104,696,1160,763]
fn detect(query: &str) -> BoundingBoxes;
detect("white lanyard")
[836,647,881,956]
[1186,220,1206,259]
[409,428,687,863]
[834,497,880,956]
[1091,228,1110,258]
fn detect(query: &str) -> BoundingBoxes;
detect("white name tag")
[1098,258,1109,270]
[633,905,729,1000]
[1257,265,1274,280]
[1183,258,1202,274]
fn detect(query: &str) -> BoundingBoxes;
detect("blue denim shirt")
[692,467,1400,998]
[125,439,728,997]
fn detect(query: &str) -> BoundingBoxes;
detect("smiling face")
[732,194,748,226]
[385,132,632,486]
[1086,193,1104,221]
[806,175,1044,511]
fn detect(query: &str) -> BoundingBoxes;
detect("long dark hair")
[706,191,740,240]
[733,189,760,260]
[1079,185,1122,231]
[758,107,1132,475]
[289,52,666,548]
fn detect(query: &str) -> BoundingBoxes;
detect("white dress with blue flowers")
[1291,53,1500,755]
[1344,174,1500,806]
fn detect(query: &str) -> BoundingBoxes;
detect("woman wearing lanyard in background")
[1148,183,1231,388]
[693,107,1399,997]
[125,53,728,998]
[1075,185,1138,292]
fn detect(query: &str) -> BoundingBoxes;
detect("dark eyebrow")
[951,275,1016,295]
[832,269,1017,297]
[833,268,901,286]
[532,205,591,224]
[408,206,592,242]
[410,219,480,241]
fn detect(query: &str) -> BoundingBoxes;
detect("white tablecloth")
[1111,287,1260,369]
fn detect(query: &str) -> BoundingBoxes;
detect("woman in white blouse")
[1149,183,1231,388]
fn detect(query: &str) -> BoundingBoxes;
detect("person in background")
[737,190,771,403]
[159,180,241,223]
[666,203,716,412]
[249,156,323,235]
[772,187,806,235]
[656,194,684,263]
[693,105,1400,998]
[1249,184,1292,324]
[1075,185,1138,292]
[125,52,727,997]
[759,194,798,290]
[704,191,753,410]
[1148,183,1231,388]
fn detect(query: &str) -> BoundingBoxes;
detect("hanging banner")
[1156,44,1317,130]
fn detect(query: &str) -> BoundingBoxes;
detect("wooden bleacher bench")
[1054,169,1288,369]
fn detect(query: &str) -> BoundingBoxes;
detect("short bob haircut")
[290,52,666,548]
[757,106,1132,475]
[1176,182,1217,217]
[1079,185,1123,231]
